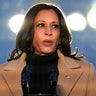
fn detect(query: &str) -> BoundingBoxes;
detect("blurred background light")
[67,13,87,31]
[87,7,96,29]
[8,14,25,34]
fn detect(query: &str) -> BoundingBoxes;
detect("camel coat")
[0,50,96,96]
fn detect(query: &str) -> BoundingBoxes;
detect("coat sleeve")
[87,64,96,96]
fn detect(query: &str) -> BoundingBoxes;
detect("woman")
[0,3,96,96]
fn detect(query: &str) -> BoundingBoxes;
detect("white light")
[8,14,25,34]
[67,13,86,31]
[87,7,96,29]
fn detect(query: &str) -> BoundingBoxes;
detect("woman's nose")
[45,26,52,36]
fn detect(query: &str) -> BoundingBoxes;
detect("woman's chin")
[40,50,56,56]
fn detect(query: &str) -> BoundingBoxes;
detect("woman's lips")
[43,40,53,46]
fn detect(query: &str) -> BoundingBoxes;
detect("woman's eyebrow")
[35,20,45,23]
[52,21,59,23]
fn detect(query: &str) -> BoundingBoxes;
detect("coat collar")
[57,50,80,69]
[3,50,80,71]
[3,52,26,71]
[57,50,83,96]
[1,53,26,96]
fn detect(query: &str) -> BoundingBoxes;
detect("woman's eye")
[37,23,45,27]
[52,24,60,29]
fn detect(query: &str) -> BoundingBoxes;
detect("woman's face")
[33,9,60,55]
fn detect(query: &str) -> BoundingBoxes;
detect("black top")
[25,52,59,95]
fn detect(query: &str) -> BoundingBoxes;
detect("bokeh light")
[67,12,87,31]
[8,14,25,34]
[87,7,96,29]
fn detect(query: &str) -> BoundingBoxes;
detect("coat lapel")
[1,70,22,96]
[0,73,13,96]
[1,53,26,96]
[57,50,83,96]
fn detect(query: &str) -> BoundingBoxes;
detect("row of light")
[67,7,96,31]
[8,7,96,34]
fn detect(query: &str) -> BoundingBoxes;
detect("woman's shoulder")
[58,49,94,69]
[74,57,94,68]
[0,52,26,71]
[0,63,7,70]
[0,59,19,71]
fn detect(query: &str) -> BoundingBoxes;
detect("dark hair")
[8,3,82,61]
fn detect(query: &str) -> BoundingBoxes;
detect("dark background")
[0,0,96,69]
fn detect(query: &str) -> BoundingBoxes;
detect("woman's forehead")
[34,9,59,22]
